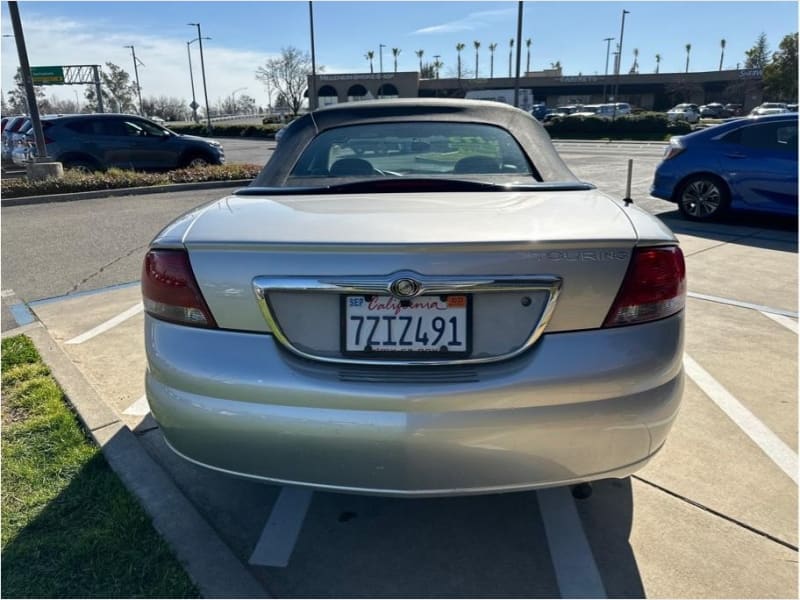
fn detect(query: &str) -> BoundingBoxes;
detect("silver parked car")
[143,99,685,496]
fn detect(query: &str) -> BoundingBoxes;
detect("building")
[308,68,764,111]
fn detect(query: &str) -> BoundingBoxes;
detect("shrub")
[544,113,692,140]
[2,164,263,198]
[168,123,282,138]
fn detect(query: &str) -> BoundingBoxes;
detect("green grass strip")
[1,336,199,598]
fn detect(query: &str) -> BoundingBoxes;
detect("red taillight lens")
[603,246,686,327]
[141,249,217,328]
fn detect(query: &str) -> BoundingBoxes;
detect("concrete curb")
[25,325,270,599]
[2,179,253,208]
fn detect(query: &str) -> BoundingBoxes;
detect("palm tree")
[526,38,532,73]
[474,40,481,78]
[365,50,375,73]
[415,49,424,73]
[456,42,465,79]
[433,57,443,79]
[719,38,726,71]
[488,42,498,78]
[630,48,639,74]
[508,38,515,77]
[655,53,661,74]
[685,43,691,73]
[392,47,401,73]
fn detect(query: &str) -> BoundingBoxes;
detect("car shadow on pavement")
[139,426,646,598]
[574,477,647,598]
[656,209,798,253]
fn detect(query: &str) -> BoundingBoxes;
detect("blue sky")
[1,1,797,107]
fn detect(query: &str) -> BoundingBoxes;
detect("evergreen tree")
[745,33,770,69]
[763,32,798,101]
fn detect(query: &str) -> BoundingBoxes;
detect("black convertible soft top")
[251,98,578,186]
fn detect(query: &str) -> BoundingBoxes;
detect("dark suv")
[17,113,224,172]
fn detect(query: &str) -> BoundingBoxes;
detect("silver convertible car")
[143,99,685,496]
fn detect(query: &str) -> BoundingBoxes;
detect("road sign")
[31,66,65,85]
[189,100,199,110]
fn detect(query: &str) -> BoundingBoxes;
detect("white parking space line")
[683,353,798,484]
[65,302,144,345]
[537,487,606,599]
[760,311,798,335]
[687,292,798,318]
[123,394,150,416]
[249,486,314,568]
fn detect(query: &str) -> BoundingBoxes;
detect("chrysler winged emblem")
[390,277,421,298]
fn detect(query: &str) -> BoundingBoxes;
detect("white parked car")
[749,103,789,116]
[568,104,615,119]
[667,104,701,124]
[569,103,629,120]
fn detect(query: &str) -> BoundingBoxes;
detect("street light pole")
[189,22,212,131]
[308,1,318,111]
[231,87,246,114]
[603,37,615,102]
[7,1,49,162]
[187,37,210,123]
[612,9,629,119]
[513,0,523,108]
[124,44,144,115]
[186,41,198,123]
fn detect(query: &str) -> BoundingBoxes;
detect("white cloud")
[411,8,515,36]
[2,11,279,109]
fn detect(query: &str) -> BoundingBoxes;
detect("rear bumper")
[145,313,684,496]
[650,166,679,202]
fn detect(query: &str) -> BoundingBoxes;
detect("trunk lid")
[185,190,634,245]
[183,191,640,362]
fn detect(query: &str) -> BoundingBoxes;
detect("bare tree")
[474,41,481,78]
[488,43,497,78]
[255,47,315,117]
[142,95,190,121]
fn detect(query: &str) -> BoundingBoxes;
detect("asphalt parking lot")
[2,140,797,598]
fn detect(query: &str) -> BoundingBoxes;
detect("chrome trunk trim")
[252,271,562,366]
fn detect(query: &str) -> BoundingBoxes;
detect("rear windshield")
[287,122,537,184]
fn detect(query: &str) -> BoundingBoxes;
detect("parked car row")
[3,113,225,172]
[531,101,793,124]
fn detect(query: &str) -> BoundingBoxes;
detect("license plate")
[343,295,470,355]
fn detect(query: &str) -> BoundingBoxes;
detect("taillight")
[603,246,686,327]
[663,137,685,160]
[141,249,217,328]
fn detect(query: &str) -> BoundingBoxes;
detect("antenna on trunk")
[623,158,634,206]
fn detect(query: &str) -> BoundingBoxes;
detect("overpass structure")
[308,68,764,111]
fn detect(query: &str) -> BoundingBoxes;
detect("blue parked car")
[651,114,798,221]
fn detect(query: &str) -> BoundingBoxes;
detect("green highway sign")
[31,66,65,85]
